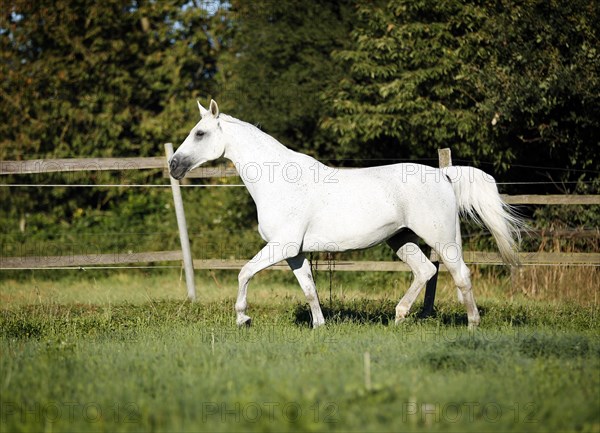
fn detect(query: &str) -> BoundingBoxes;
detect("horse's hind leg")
[387,233,437,323]
[454,218,465,305]
[412,217,480,328]
[287,254,325,328]
[436,246,480,328]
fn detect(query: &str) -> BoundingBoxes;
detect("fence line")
[4,157,598,178]
[1,154,598,277]
[0,184,246,188]
[0,250,183,269]
[0,157,165,174]
[3,157,598,204]
[2,251,599,271]
[1,156,597,180]
[2,183,599,204]
[501,195,600,205]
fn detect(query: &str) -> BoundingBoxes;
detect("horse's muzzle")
[168,155,188,180]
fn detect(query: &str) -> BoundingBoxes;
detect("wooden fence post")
[165,143,196,301]
[421,148,452,317]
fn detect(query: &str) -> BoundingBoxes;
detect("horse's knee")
[238,266,253,285]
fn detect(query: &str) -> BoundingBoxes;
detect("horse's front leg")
[236,241,298,326]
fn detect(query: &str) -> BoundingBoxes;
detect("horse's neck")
[223,118,300,176]
[222,119,303,198]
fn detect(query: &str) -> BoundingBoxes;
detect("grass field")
[1,269,599,432]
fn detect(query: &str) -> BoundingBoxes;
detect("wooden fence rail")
[501,195,600,205]
[2,155,598,278]
[2,251,599,270]
[0,157,166,174]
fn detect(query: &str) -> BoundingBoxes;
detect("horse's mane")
[219,113,251,128]
[219,113,288,151]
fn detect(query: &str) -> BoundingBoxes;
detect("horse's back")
[299,163,457,251]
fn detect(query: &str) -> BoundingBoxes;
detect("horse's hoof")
[237,315,252,327]
[394,316,406,325]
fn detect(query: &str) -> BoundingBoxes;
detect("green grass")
[1,272,599,432]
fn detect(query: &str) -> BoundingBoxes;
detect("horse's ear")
[197,100,208,117]
[209,99,219,118]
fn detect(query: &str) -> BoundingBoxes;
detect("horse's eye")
[195,130,205,139]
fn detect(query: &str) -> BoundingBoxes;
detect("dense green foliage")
[1,0,598,262]
[1,0,219,157]
[217,0,355,157]
[322,0,491,163]
[322,0,600,184]
[1,0,222,253]
[482,0,600,181]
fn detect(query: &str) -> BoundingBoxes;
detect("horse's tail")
[442,166,524,266]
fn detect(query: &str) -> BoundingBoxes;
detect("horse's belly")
[302,212,401,252]
[300,178,409,251]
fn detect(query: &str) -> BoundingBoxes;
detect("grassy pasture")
[1,270,599,432]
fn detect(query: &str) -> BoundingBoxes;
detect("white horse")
[169,100,523,328]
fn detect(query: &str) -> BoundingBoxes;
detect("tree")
[322,0,600,190]
[216,0,356,158]
[1,0,219,159]
[477,0,600,190]
[321,0,492,164]
[0,0,220,248]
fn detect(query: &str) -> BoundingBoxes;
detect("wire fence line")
[0,184,245,188]
[1,181,597,187]
[2,182,598,205]
[4,228,598,237]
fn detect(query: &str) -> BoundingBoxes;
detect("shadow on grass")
[291,299,490,327]
[291,299,394,326]
[292,297,600,329]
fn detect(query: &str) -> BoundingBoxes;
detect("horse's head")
[169,99,225,180]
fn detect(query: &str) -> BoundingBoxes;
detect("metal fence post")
[164,143,196,301]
